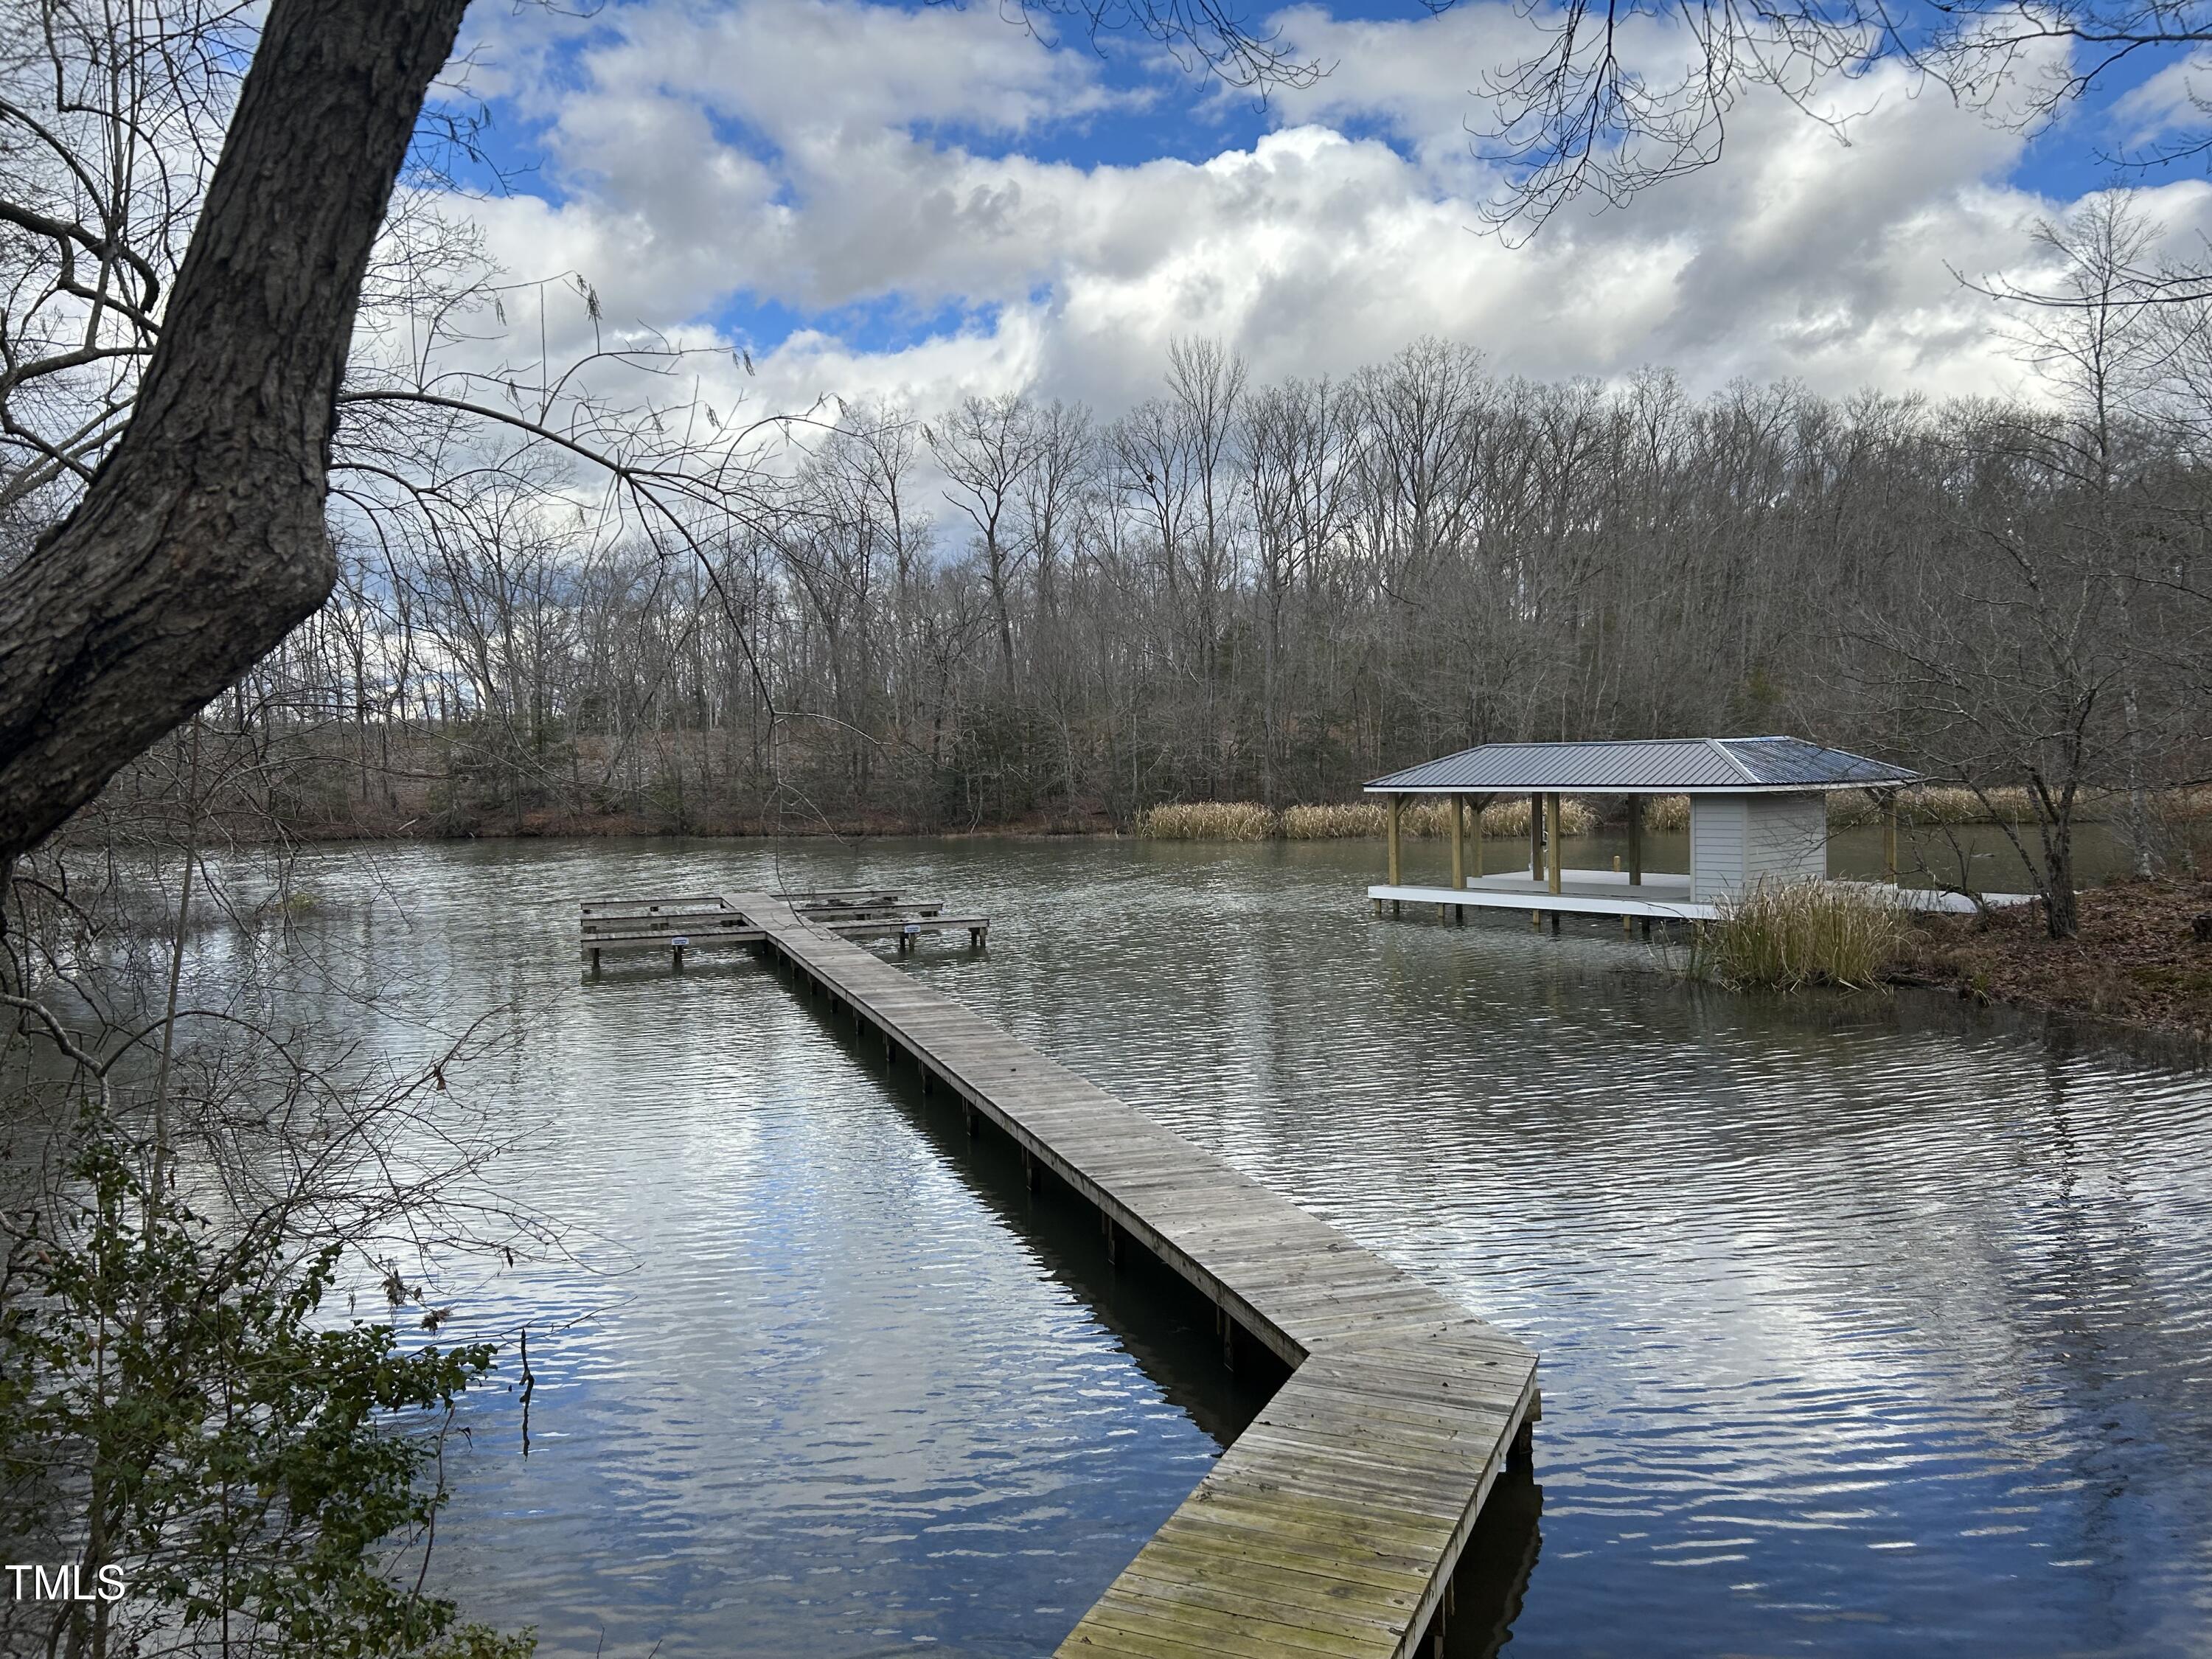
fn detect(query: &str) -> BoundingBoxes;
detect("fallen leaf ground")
[1896,877,2212,1050]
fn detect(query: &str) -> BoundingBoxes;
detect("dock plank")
[689,891,1540,1659]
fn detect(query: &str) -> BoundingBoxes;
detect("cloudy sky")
[436,0,2212,420]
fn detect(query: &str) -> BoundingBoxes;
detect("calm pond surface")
[270,833,2211,1657]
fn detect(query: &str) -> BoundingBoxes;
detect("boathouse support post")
[1883,790,1900,883]
[1387,793,1404,915]
[1528,793,1543,881]
[1546,794,1564,896]
[1627,796,1644,886]
[1450,795,1464,890]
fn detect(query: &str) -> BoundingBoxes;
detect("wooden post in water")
[1453,800,1470,921]
[1387,792,1404,915]
[1471,795,1486,878]
[1883,791,1900,883]
[1528,793,1543,881]
[1627,797,1644,886]
[1546,794,1564,896]
[1616,855,1630,935]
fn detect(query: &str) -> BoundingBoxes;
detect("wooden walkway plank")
[624,891,1540,1659]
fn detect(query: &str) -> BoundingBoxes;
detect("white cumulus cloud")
[433,0,2212,418]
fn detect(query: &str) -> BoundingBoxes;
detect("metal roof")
[1364,737,1919,795]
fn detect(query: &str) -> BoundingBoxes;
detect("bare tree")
[1467,0,2212,228]
[931,394,1040,690]
[1863,440,2132,939]
[0,0,470,869]
[1992,198,2177,875]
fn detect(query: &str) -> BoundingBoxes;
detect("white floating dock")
[1370,868,2028,923]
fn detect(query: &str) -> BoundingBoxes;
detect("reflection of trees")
[1992,1031,2212,1635]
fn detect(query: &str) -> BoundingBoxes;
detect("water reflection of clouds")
[898,836,2209,1655]
[226,836,2210,1657]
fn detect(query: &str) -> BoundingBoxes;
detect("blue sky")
[425,0,2212,416]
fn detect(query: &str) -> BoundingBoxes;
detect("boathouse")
[1363,735,1930,924]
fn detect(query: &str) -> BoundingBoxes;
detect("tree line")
[1,6,2203,922]
[232,314,2208,902]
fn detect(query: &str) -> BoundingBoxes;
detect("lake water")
[273,834,2211,1657]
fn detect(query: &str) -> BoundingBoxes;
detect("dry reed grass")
[1697,880,1909,992]
[1135,801,1274,841]
[1146,798,1601,841]
[1278,802,1385,838]
[1138,782,2212,843]
[1469,796,1596,838]
[1902,786,2034,824]
[1821,784,2212,827]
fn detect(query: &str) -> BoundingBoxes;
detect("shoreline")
[1891,878,2212,1058]
[226,825,2212,1054]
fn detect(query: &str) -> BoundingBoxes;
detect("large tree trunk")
[0,0,470,866]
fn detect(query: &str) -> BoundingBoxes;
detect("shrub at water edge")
[1694,880,1910,992]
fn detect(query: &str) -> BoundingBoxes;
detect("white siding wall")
[1744,793,1828,887]
[1689,796,1747,902]
[1692,792,1828,900]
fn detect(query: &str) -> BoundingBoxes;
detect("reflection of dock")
[579,891,987,971]
[714,889,1541,1659]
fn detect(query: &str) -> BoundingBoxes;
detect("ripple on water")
[262,838,2212,1658]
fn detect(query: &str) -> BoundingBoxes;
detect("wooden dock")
[687,889,1541,1658]
[1367,872,2031,928]
[580,891,987,971]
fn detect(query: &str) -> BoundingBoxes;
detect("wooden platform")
[580,892,987,969]
[712,890,1541,1658]
[1370,870,2032,924]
